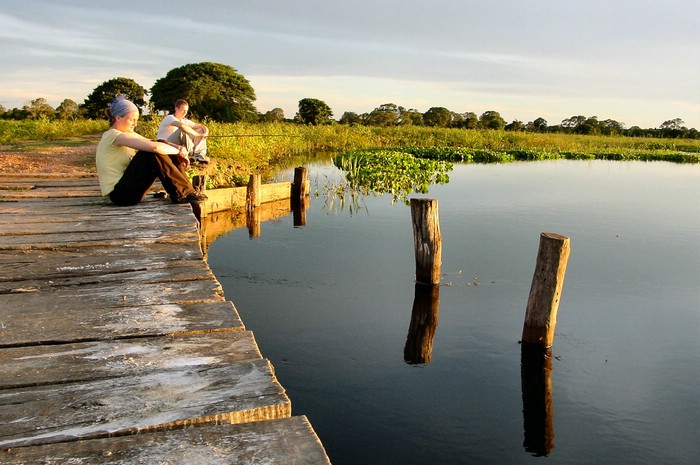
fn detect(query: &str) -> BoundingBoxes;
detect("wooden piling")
[410,198,442,285]
[247,174,261,211]
[292,167,308,227]
[521,232,570,348]
[292,167,307,201]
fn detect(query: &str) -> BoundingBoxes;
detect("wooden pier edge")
[0,173,331,464]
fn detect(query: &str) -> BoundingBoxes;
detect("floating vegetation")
[400,145,700,164]
[333,149,452,204]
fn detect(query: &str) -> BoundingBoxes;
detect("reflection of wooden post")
[292,167,307,201]
[521,345,555,457]
[404,284,440,364]
[522,233,570,348]
[293,196,308,227]
[247,174,261,211]
[247,207,261,238]
[410,198,442,285]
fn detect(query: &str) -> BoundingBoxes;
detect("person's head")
[173,99,189,118]
[108,95,139,131]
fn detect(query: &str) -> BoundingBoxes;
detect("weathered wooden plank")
[0,242,204,283]
[0,195,172,215]
[0,300,242,347]
[0,358,291,448]
[0,187,102,199]
[0,331,262,389]
[0,264,220,297]
[0,174,97,181]
[0,212,197,235]
[0,226,200,249]
[1,269,223,302]
[0,416,331,465]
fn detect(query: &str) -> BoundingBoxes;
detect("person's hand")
[177,146,190,168]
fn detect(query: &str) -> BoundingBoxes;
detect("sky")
[1,0,699,129]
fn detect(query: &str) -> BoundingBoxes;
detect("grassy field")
[2,119,699,187]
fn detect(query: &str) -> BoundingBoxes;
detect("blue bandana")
[109,95,138,118]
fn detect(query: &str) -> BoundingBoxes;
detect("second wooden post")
[410,198,442,285]
[522,232,571,348]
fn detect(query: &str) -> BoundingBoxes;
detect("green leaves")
[333,150,452,204]
[150,62,257,123]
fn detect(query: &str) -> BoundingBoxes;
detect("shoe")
[189,153,210,164]
[173,192,208,204]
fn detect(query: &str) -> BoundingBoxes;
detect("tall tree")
[82,77,148,119]
[55,99,79,120]
[150,62,257,123]
[339,111,362,125]
[400,108,424,126]
[479,111,506,130]
[365,103,400,127]
[531,117,548,132]
[296,98,333,125]
[423,107,452,127]
[262,108,285,123]
[505,120,525,131]
[23,98,54,119]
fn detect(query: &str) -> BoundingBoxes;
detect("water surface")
[207,159,699,465]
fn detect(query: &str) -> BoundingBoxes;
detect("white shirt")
[157,114,197,140]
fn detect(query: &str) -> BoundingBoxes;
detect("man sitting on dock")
[157,99,210,164]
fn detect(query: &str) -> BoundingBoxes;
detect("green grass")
[3,120,699,187]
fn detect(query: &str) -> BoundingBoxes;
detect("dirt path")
[0,141,97,175]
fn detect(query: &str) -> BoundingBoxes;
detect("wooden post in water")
[410,198,442,285]
[522,233,571,348]
[247,174,261,211]
[292,167,307,201]
[292,167,308,226]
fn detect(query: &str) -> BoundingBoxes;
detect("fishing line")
[204,134,300,138]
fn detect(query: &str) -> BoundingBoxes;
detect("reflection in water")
[292,195,309,226]
[247,206,261,237]
[199,199,294,252]
[404,284,440,364]
[521,344,555,457]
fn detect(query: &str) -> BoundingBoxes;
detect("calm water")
[207,159,700,465]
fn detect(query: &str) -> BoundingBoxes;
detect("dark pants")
[109,151,195,206]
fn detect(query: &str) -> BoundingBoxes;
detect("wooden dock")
[0,173,331,464]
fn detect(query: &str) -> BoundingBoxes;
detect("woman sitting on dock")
[96,96,207,206]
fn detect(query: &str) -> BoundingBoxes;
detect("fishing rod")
[204,134,301,138]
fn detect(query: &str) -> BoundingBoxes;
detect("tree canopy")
[23,98,54,120]
[296,98,333,125]
[82,77,148,119]
[423,107,452,127]
[150,62,257,123]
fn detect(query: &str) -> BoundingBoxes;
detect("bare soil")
[0,142,97,175]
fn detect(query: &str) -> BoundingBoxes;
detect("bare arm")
[114,131,190,166]
[171,119,209,137]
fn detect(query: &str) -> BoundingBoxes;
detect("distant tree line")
[1,62,696,139]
